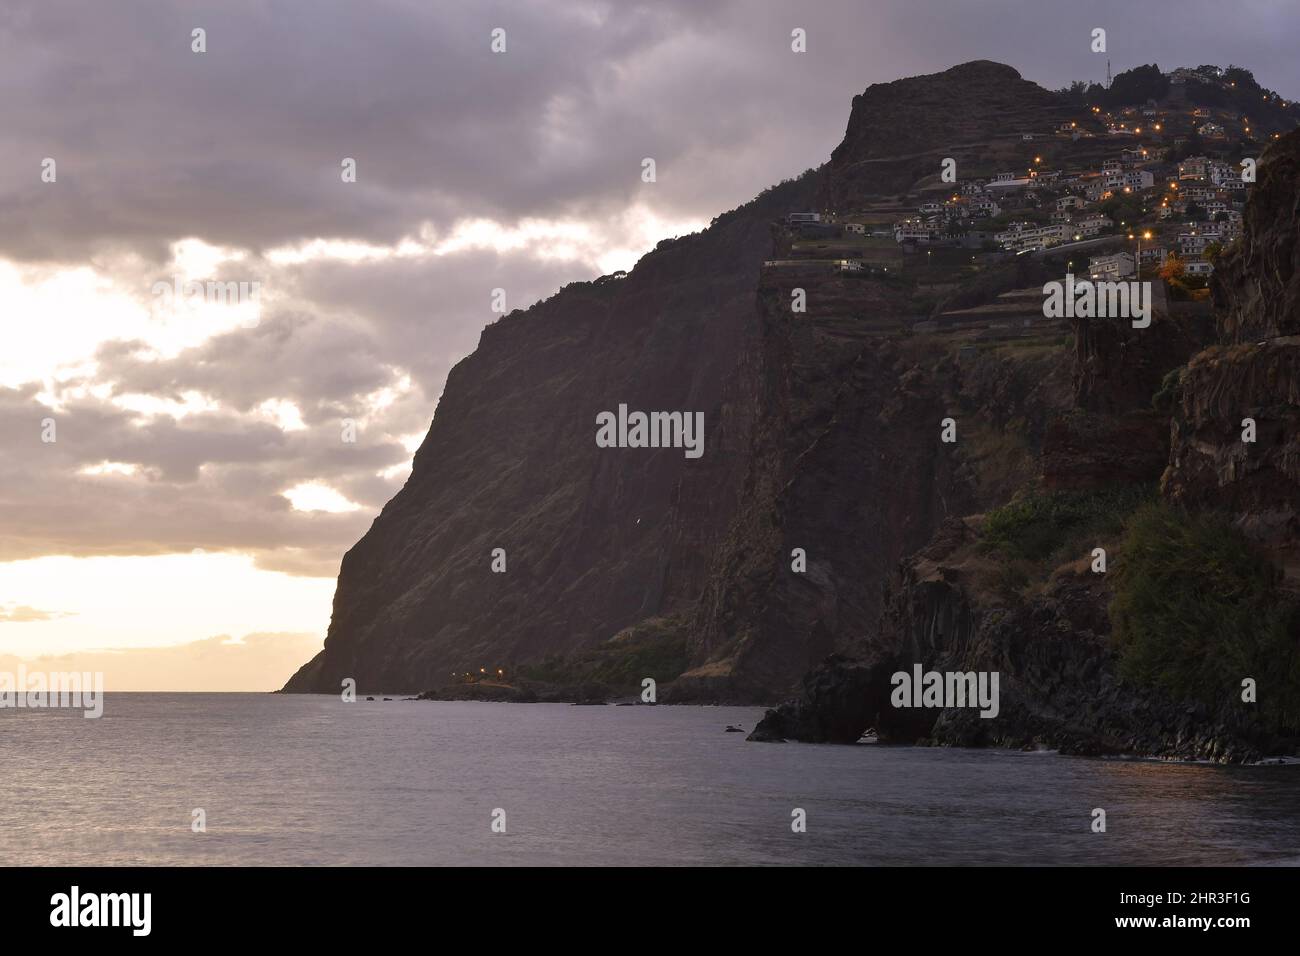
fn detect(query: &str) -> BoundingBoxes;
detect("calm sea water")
[2,693,1297,866]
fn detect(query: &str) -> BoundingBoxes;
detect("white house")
[1121,170,1155,190]
[1139,246,1168,267]
[995,223,1069,252]
[1075,214,1113,235]
[985,177,1032,192]
[1179,232,1215,255]
[894,220,938,243]
[1088,252,1135,279]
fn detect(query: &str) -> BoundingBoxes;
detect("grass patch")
[1110,503,1300,730]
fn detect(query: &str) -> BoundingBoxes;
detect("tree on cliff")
[1102,64,1170,107]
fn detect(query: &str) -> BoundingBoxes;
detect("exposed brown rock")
[1212,128,1300,343]
[822,61,1072,208]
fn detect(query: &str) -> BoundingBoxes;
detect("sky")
[2,0,1298,690]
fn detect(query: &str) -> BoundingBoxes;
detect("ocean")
[3,693,1297,866]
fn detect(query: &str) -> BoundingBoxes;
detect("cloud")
[2,0,1298,588]
[0,604,74,623]
[0,242,590,574]
[4,0,1296,264]
[0,632,324,691]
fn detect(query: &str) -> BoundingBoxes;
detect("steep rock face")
[288,61,1075,698]
[1162,341,1300,560]
[1212,129,1300,344]
[673,285,1071,701]
[284,178,814,693]
[1041,411,1170,491]
[1163,129,1300,566]
[1068,287,1212,415]
[675,302,966,701]
[1042,297,1215,491]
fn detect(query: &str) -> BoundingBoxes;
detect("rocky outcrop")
[746,653,926,744]
[752,130,1300,762]
[752,519,1284,762]
[1163,129,1300,568]
[1041,410,1170,490]
[1162,340,1300,552]
[1041,286,1215,492]
[1068,296,1214,415]
[284,175,817,693]
[1211,130,1300,344]
[821,61,1072,208]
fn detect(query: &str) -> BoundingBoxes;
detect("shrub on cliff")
[981,486,1150,564]
[1150,366,1184,412]
[1111,504,1300,731]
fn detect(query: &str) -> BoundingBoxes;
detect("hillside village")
[762,64,1292,342]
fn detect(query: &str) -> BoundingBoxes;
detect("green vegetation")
[1099,194,1144,228]
[981,486,1152,565]
[1110,504,1300,729]
[1069,64,1170,108]
[518,615,690,691]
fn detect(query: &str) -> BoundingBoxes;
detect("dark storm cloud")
[0,0,723,261]
[2,0,1296,263]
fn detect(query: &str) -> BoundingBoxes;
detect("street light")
[1136,230,1153,278]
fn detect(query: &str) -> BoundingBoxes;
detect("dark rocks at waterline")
[412,680,624,704]
[747,654,928,744]
[746,570,1291,763]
